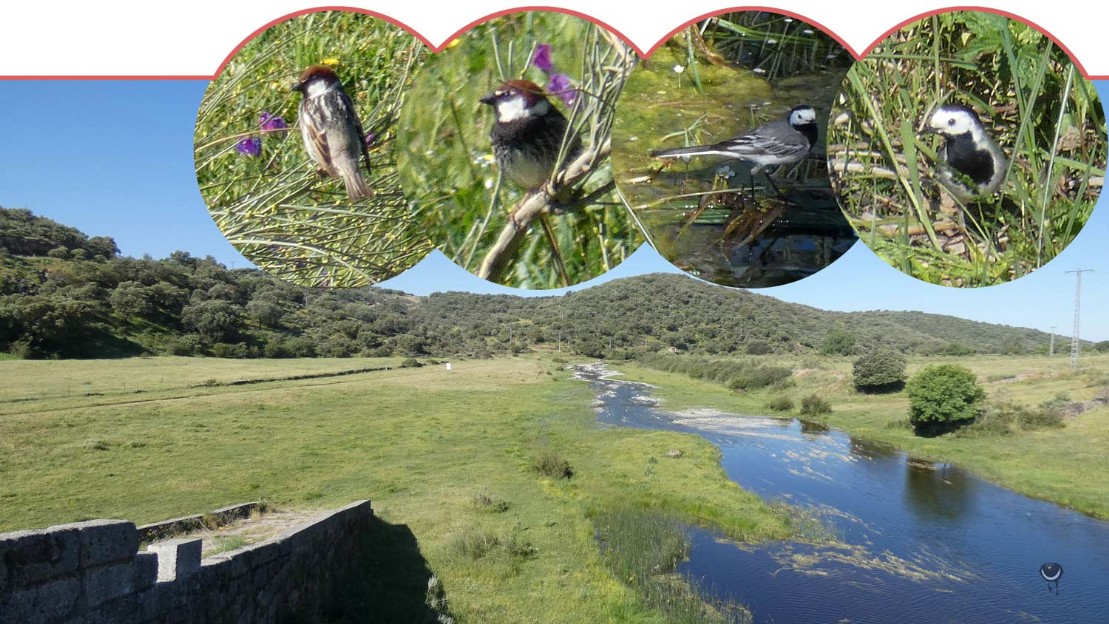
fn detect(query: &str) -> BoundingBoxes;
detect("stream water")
[573,363,1109,623]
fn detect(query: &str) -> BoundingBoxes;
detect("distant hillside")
[535,274,1060,356]
[0,206,1094,359]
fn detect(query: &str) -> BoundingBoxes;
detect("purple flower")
[364,132,376,148]
[547,73,577,107]
[532,44,554,74]
[259,112,288,137]
[236,136,262,157]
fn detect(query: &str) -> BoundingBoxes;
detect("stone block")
[0,574,79,623]
[0,538,9,595]
[136,581,180,621]
[2,527,79,587]
[74,519,138,567]
[230,540,279,570]
[205,549,249,580]
[84,561,136,608]
[131,552,158,592]
[49,519,138,568]
[147,539,201,582]
[136,514,203,544]
[69,593,140,624]
[209,502,259,523]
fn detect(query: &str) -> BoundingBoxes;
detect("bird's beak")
[479,92,496,106]
[290,81,302,93]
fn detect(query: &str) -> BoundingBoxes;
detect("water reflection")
[849,437,899,461]
[904,460,975,520]
[798,418,831,436]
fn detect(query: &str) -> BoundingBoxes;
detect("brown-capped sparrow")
[291,65,373,200]
[480,80,582,191]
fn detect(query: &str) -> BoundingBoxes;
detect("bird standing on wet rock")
[649,104,819,194]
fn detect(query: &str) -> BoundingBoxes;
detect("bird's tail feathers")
[649,144,736,159]
[339,163,373,200]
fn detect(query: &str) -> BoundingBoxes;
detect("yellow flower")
[445,39,461,49]
[322,57,340,67]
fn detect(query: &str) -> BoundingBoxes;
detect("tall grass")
[194,10,432,288]
[397,12,643,289]
[701,12,851,80]
[594,507,752,624]
[828,11,1105,286]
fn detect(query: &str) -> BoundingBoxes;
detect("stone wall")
[0,500,374,623]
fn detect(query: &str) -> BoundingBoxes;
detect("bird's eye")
[947,119,956,126]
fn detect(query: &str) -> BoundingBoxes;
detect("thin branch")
[478,140,611,282]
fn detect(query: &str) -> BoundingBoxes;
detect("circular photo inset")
[397,11,645,289]
[611,11,856,288]
[828,10,1105,287]
[194,10,432,288]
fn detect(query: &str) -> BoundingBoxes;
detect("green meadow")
[1,355,790,622]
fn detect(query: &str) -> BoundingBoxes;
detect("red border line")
[642,7,855,59]
[863,6,1095,78]
[0,5,1105,80]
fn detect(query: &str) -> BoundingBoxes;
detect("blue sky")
[1,80,1106,341]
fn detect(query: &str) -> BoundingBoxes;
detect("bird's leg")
[762,167,786,199]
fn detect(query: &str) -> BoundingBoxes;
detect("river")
[573,363,1109,624]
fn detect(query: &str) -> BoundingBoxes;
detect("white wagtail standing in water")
[927,104,1007,202]
[649,104,818,196]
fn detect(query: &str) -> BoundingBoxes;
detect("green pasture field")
[0,355,792,622]
[0,356,407,406]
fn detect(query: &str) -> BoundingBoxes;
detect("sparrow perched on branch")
[480,80,582,191]
[926,103,1007,201]
[650,104,818,195]
[292,65,373,200]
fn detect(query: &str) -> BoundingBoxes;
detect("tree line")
[2,207,1102,360]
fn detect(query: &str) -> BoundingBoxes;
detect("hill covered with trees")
[0,207,1092,360]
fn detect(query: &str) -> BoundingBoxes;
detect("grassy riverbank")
[613,353,1109,520]
[0,354,792,622]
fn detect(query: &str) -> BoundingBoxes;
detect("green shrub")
[635,353,792,391]
[819,330,856,356]
[939,343,977,356]
[448,529,535,562]
[471,492,510,513]
[906,364,986,435]
[955,409,1013,438]
[534,452,574,479]
[799,394,831,416]
[210,342,250,359]
[450,530,501,560]
[767,396,794,412]
[852,348,906,393]
[957,399,1063,437]
[746,341,772,355]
